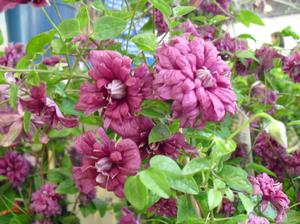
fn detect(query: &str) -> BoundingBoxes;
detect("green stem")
[227,112,274,141]
[51,0,63,21]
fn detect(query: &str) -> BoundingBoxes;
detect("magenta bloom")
[154,35,236,127]
[180,21,216,41]
[248,173,289,223]
[154,9,168,35]
[0,151,30,187]
[42,56,65,66]
[0,0,48,12]
[33,221,53,224]
[283,51,300,83]
[194,0,231,15]
[20,82,78,128]
[119,208,140,224]
[247,214,269,224]
[255,46,284,78]
[148,198,177,217]
[76,51,153,129]
[0,43,24,68]
[220,198,235,217]
[214,33,247,53]
[30,183,62,217]
[73,128,141,197]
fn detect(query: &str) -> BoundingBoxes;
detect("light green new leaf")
[58,19,80,39]
[148,123,171,144]
[173,6,196,17]
[236,10,264,27]
[93,16,127,40]
[208,189,222,210]
[182,157,210,176]
[238,192,255,215]
[131,33,157,51]
[124,176,148,210]
[148,0,172,17]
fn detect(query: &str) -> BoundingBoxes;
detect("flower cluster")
[0,43,24,68]
[73,128,141,197]
[154,9,168,35]
[248,173,289,223]
[253,132,300,179]
[30,183,62,217]
[0,151,30,187]
[194,0,231,15]
[154,35,237,127]
[214,33,247,54]
[283,51,300,83]
[247,214,270,224]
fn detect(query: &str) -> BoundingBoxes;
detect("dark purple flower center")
[95,157,112,173]
[106,80,126,100]
[196,67,216,88]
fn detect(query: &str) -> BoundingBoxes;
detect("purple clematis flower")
[76,51,153,129]
[283,51,300,83]
[30,183,62,217]
[192,0,231,16]
[247,214,269,224]
[42,56,65,66]
[20,82,78,128]
[154,35,237,128]
[248,173,289,223]
[33,221,53,224]
[0,43,25,68]
[119,208,140,224]
[148,198,177,217]
[0,0,48,12]
[73,128,141,198]
[0,151,30,187]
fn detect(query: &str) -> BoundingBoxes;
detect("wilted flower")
[154,35,237,128]
[30,183,62,217]
[148,198,177,217]
[42,56,65,66]
[193,0,231,16]
[73,128,141,197]
[0,151,30,187]
[20,82,78,128]
[220,198,235,217]
[76,51,153,129]
[248,173,289,223]
[119,208,140,224]
[0,43,24,68]
[247,214,269,224]
[283,51,300,83]
[255,46,284,78]
[214,33,247,53]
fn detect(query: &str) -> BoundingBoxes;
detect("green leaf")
[9,84,18,109]
[209,15,228,24]
[141,99,170,119]
[26,31,55,58]
[92,198,107,217]
[27,71,40,86]
[124,176,148,210]
[0,29,3,45]
[225,188,234,202]
[284,210,300,224]
[0,175,7,181]
[139,168,171,198]
[236,10,264,27]
[182,157,210,176]
[235,50,258,62]
[246,163,277,177]
[207,189,222,210]
[238,192,255,215]
[93,16,127,40]
[77,6,89,29]
[219,165,252,193]
[79,203,96,217]
[148,123,171,144]
[131,33,157,51]
[210,137,236,160]
[168,175,199,194]
[59,214,80,224]
[281,26,300,40]
[224,214,247,224]
[177,195,200,223]
[238,33,256,41]
[58,19,80,39]
[23,112,31,133]
[173,6,196,17]
[55,179,78,194]
[149,0,172,17]
[213,179,226,190]
[150,155,181,175]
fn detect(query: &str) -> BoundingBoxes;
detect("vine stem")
[227,112,274,141]
[51,0,63,21]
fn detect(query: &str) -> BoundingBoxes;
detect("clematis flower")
[248,173,289,223]
[220,198,235,217]
[0,151,30,187]
[75,51,153,129]
[119,208,140,224]
[180,21,216,41]
[72,128,141,197]
[255,46,284,78]
[20,82,78,128]
[148,198,177,217]
[154,9,168,35]
[33,221,53,224]
[154,35,237,128]
[214,33,247,53]
[192,0,231,16]
[0,43,25,68]
[247,214,269,224]
[0,0,48,12]
[283,51,300,83]
[30,183,62,217]
[42,56,65,66]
